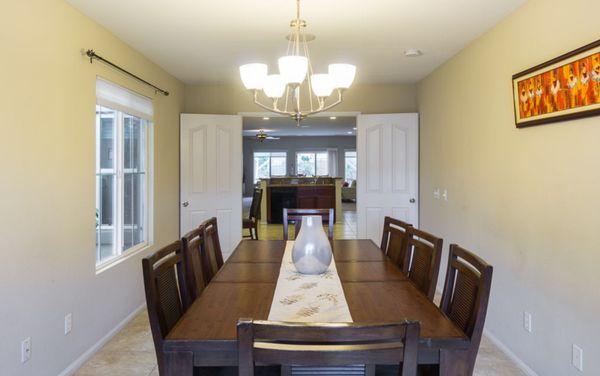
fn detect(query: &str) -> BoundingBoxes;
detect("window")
[253,152,287,183]
[96,79,153,268]
[296,151,328,176]
[344,150,357,183]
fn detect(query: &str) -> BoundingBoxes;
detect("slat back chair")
[181,225,209,300]
[237,319,420,376]
[202,217,224,281]
[142,241,189,375]
[282,208,334,241]
[243,188,263,240]
[380,216,413,273]
[440,244,493,375]
[405,227,443,300]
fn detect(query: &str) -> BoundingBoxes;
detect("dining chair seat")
[405,227,443,301]
[237,319,420,376]
[142,241,190,375]
[243,188,263,240]
[380,216,413,272]
[439,244,493,375]
[282,208,334,241]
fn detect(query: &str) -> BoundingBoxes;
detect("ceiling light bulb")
[239,63,268,90]
[328,64,356,89]
[278,56,308,85]
[310,74,334,97]
[263,74,286,98]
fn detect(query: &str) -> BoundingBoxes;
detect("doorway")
[241,113,358,240]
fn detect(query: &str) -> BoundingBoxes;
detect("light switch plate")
[21,337,31,363]
[433,188,441,199]
[572,344,583,371]
[523,311,532,333]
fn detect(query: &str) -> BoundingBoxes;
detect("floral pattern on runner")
[268,241,353,323]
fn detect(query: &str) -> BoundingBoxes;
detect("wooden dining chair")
[243,188,263,240]
[282,208,334,241]
[237,319,420,376]
[405,227,443,301]
[181,225,209,300]
[380,216,413,272]
[439,244,493,375]
[202,217,224,281]
[142,241,190,376]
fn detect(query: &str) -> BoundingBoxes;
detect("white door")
[357,113,419,243]
[180,114,242,260]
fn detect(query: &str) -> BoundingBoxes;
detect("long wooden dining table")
[163,239,470,375]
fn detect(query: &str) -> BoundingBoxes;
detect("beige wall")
[0,1,184,375]
[418,0,599,374]
[184,83,417,114]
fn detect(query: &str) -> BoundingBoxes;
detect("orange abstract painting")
[513,41,600,128]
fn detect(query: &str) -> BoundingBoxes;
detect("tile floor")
[75,201,526,375]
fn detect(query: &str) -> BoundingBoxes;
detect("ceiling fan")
[254,129,280,142]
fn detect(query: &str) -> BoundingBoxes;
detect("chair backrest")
[248,188,263,220]
[282,208,334,241]
[202,217,224,281]
[142,241,189,375]
[237,319,420,376]
[440,244,493,374]
[405,227,443,300]
[181,225,208,300]
[380,216,413,272]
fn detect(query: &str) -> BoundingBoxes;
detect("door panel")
[180,114,242,260]
[357,113,419,243]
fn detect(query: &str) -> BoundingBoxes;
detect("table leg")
[163,351,194,376]
[439,349,472,376]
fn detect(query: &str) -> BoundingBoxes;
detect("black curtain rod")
[85,49,169,96]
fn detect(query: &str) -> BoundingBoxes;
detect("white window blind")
[96,78,154,120]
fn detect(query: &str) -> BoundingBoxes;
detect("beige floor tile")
[74,348,156,376]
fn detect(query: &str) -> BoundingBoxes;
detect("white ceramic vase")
[292,215,333,275]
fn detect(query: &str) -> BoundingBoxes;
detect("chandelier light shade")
[328,64,357,89]
[239,0,356,124]
[310,74,334,97]
[278,56,309,85]
[263,74,286,98]
[239,63,268,90]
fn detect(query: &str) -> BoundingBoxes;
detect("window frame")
[344,149,357,184]
[253,151,287,183]
[295,151,329,177]
[95,105,154,272]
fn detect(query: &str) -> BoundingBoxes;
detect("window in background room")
[344,150,357,183]
[96,78,153,268]
[296,151,328,176]
[253,152,287,183]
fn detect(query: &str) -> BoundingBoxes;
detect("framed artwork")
[512,39,600,128]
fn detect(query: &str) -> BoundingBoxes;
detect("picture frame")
[512,39,600,128]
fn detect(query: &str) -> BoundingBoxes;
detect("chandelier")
[239,0,356,124]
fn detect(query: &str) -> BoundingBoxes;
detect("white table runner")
[268,241,353,322]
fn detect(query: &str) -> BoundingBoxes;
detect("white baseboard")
[483,329,539,376]
[57,303,146,376]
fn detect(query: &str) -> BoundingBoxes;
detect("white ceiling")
[67,0,524,85]
[244,116,356,137]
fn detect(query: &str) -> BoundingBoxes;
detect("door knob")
[182,201,189,207]
[409,198,416,203]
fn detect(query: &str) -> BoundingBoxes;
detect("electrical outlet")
[433,188,441,199]
[442,189,448,201]
[572,344,583,371]
[523,311,532,333]
[64,313,72,335]
[21,337,31,363]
